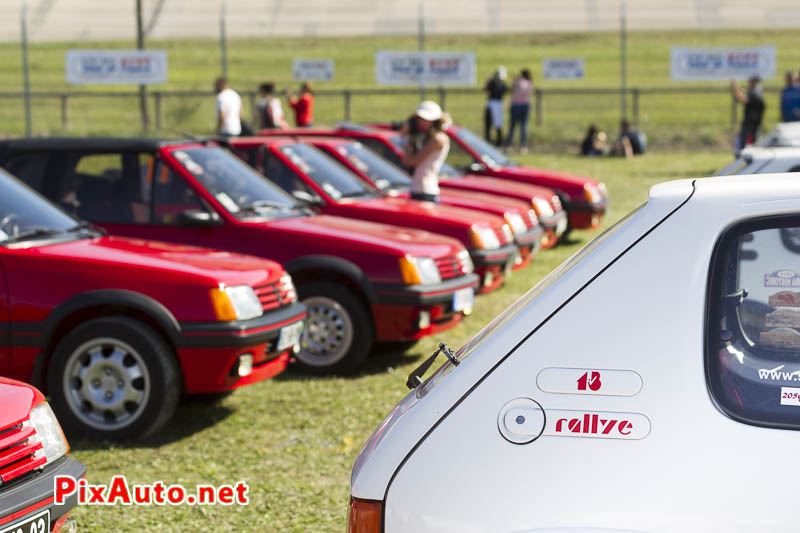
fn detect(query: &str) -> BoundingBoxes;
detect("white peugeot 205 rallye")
[348,173,800,533]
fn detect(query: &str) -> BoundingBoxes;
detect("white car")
[349,174,800,533]
[755,121,800,149]
[718,145,800,176]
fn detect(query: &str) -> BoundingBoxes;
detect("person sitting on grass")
[580,124,609,156]
[610,120,646,159]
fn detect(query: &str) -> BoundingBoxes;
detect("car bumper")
[512,226,543,270]
[177,302,306,393]
[565,199,608,229]
[470,244,518,293]
[0,457,86,532]
[372,274,479,341]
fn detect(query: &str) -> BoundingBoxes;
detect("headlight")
[26,402,69,464]
[278,273,297,303]
[583,183,602,204]
[526,208,539,227]
[398,256,442,285]
[532,197,553,217]
[470,225,500,250]
[598,182,608,197]
[504,213,528,235]
[456,249,474,275]
[500,224,513,244]
[210,285,263,321]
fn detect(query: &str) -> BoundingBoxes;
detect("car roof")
[740,145,800,160]
[0,137,203,156]
[686,172,800,200]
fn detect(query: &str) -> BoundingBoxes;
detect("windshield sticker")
[760,327,800,349]
[766,309,800,328]
[185,161,204,176]
[769,291,800,307]
[215,192,240,213]
[764,270,800,288]
[374,178,390,190]
[543,410,650,440]
[781,387,800,406]
[346,154,369,173]
[758,364,800,382]
[321,182,342,200]
[173,151,189,162]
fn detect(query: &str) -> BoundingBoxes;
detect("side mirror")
[468,162,486,173]
[178,209,222,227]
[292,190,324,205]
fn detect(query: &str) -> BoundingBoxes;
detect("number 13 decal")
[577,371,602,391]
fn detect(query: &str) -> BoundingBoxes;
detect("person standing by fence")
[214,77,243,136]
[288,82,315,127]
[255,82,288,130]
[483,66,507,147]
[731,75,765,150]
[780,71,800,122]
[505,69,533,154]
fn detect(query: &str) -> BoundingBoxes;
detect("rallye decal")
[543,410,651,440]
[536,367,642,396]
[768,291,800,307]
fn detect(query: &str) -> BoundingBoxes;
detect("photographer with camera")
[400,101,450,203]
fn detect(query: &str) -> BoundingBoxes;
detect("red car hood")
[396,189,528,218]
[443,174,556,203]
[0,378,43,431]
[341,196,504,229]
[488,165,598,198]
[31,236,282,287]
[262,214,464,258]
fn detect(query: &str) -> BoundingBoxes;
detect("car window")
[708,218,800,430]
[150,159,212,225]
[262,150,322,204]
[279,144,376,200]
[360,137,405,168]
[445,136,479,171]
[452,128,518,169]
[336,143,411,190]
[4,154,47,191]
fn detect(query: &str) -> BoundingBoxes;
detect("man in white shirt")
[214,77,242,136]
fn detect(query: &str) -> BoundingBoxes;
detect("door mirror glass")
[178,209,221,227]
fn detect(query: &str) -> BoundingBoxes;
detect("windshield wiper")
[2,227,66,244]
[240,200,295,212]
[67,221,106,235]
[406,342,459,390]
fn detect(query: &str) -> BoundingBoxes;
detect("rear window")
[708,217,800,430]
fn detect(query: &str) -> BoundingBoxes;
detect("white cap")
[496,65,507,80]
[415,100,443,121]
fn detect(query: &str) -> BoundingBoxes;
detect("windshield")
[336,142,411,191]
[439,162,464,178]
[0,169,82,247]
[280,144,378,200]
[169,147,299,218]
[419,205,644,397]
[453,127,518,169]
[716,157,755,176]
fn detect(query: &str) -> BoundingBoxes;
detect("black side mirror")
[468,162,486,173]
[178,209,222,227]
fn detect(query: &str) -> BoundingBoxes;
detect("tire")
[295,281,373,374]
[47,316,180,441]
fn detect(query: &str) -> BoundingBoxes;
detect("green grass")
[65,150,731,532]
[0,29,798,148]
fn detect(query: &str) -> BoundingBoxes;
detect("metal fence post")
[154,91,163,131]
[60,94,69,131]
[632,88,639,127]
[535,88,543,127]
[731,94,739,131]
[344,90,352,122]
[438,86,446,110]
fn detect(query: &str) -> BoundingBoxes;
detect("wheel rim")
[297,296,354,368]
[62,338,151,431]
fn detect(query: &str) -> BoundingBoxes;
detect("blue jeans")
[506,103,530,148]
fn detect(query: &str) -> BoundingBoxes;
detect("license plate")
[0,510,49,533]
[277,321,304,352]
[556,216,568,236]
[452,288,474,313]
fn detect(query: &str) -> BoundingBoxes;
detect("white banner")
[66,50,168,85]
[543,58,585,80]
[375,51,476,86]
[670,46,776,81]
[292,58,334,81]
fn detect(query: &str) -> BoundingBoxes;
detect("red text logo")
[554,413,633,436]
[577,371,602,391]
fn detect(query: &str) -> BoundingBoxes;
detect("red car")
[265,136,544,270]
[257,125,568,248]
[226,137,519,291]
[0,165,305,439]
[0,378,85,533]
[0,139,478,375]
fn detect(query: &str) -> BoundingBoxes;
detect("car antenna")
[406,342,459,390]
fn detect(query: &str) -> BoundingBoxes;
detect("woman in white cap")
[401,100,450,203]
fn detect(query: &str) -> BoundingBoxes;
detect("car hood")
[441,174,556,203]
[341,197,505,229]
[492,166,598,197]
[33,235,281,287]
[0,378,43,431]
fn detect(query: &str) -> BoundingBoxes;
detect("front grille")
[436,254,471,279]
[0,423,45,486]
[253,274,298,312]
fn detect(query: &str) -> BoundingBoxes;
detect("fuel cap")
[497,397,545,444]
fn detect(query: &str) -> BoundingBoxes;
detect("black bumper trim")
[178,302,306,348]
[564,199,608,214]
[470,244,518,268]
[515,225,544,246]
[373,273,479,306]
[0,457,86,525]
[538,210,567,230]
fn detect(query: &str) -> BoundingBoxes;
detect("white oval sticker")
[536,367,643,396]
[543,409,651,440]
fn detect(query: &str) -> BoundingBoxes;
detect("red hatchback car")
[0,167,305,439]
[0,139,478,375]
[226,137,518,292]
[0,378,85,533]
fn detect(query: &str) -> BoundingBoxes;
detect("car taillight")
[348,497,383,533]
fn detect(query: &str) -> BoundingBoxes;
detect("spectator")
[780,71,800,123]
[731,75,766,150]
[214,77,243,136]
[401,101,450,203]
[610,120,646,159]
[580,124,608,156]
[506,69,533,154]
[484,66,508,147]
[287,82,315,127]
[255,82,288,130]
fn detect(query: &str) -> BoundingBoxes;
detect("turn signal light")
[348,497,383,533]
[209,288,237,321]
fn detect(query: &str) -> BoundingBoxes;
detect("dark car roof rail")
[0,137,198,154]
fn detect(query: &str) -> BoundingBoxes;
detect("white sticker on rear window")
[764,270,800,288]
[780,387,800,406]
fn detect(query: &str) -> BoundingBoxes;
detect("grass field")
[0,29,798,148]
[65,150,731,532]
